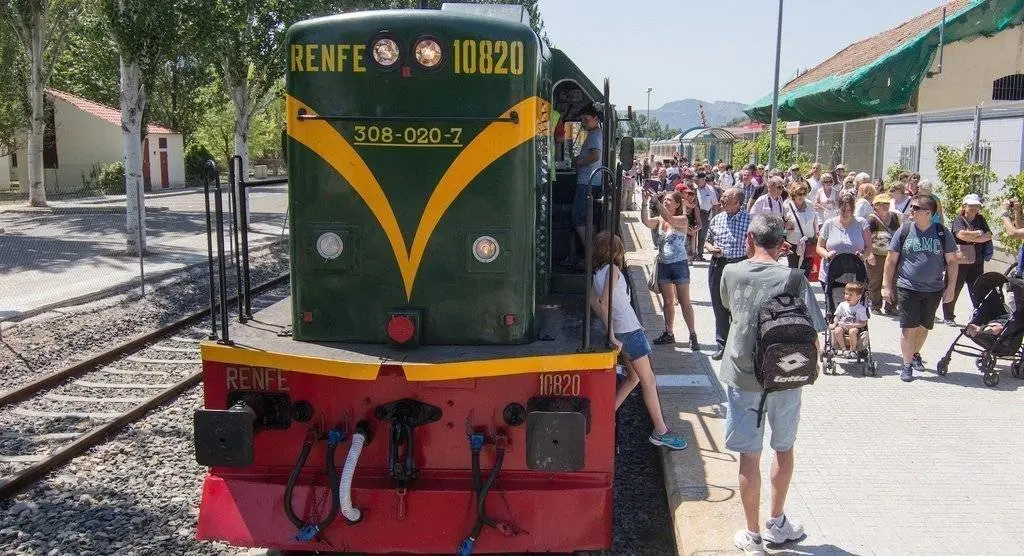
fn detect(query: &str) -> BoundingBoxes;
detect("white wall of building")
[917,25,1024,112]
[145,133,185,188]
[0,155,9,188]
[881,123,918,173]
[980,117,1024,186]
[51,95,124,192]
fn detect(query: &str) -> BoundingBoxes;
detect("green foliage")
[934,144,996,223]
[184,143,214,186]
[0,24,27,155]
[192,83,235,164]
[885,163,905,186]
[97,161,125,194]
[48,4,119,107]
[732,123,797,170]
[996,171,1024,251]
[626,113,679,141]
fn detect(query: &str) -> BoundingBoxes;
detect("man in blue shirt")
[705,187,751,360]
[882,195,958,382]
[572,104,603,245]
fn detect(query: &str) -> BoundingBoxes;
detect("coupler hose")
[457,434,508,556]
[285,428,345,542]
[339,421,372,523]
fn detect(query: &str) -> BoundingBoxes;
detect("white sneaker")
[733,530,767,555]
[762,514,805,545]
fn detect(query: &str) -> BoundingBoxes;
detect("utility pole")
[768,0,784,170]
[646,87,654,138]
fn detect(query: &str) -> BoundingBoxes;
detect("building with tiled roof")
[747,0,1024,123]
[9,88,185,194]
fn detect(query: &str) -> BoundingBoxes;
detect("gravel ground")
[0,243,288,395]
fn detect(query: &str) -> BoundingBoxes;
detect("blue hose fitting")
[456,536,476,556]
[295,524,319,542]
[469,432,485,451]
[327,428,345,447]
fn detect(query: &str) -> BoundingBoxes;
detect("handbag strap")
[789,203,807,239]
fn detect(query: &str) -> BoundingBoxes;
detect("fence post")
[1019,117,1024,172]
[872,117,881,179]
[971,104,982,164]
[915,113,924,172]
[815,125,821,162]
[840,122,847,164]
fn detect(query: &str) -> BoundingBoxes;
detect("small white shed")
[11,88,186,193]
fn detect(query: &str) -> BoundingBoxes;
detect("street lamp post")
[646,87,654,138]
[768,0,784,170]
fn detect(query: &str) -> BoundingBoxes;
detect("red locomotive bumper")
[196,471,612,553]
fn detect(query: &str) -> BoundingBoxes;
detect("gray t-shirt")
[577,127,604,186]
[820,216,868,276]
[889,223,957,292]
[719,260,828,392]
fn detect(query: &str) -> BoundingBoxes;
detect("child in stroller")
[822,253,877,376]
[937,271,1024,386]
[831,282,869,357]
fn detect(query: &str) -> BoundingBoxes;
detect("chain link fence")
[792,102,1024,193]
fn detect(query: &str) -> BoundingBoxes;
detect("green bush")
[185,143,215,186]
[996,171,1024,251]
[934,144,995,223]
[885,163,905,186]
[97,161,126,195]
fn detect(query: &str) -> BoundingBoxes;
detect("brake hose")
[458,434,507,556]
[284,429,345,542]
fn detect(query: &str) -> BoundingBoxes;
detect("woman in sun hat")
[866,192,902,314]
[941,193,993,325]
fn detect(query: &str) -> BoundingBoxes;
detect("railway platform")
[621,211,1024,555]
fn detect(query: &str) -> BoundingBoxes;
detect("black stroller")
[936,271,1024,387]
[821,253,876,376]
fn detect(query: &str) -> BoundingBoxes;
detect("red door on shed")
[142,138,152,192]
[159,137,169,188]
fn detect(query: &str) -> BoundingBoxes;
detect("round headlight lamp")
[472,236,500,263]
[414,38,442,68]
[372,37,400,67]
[316,232,344,260]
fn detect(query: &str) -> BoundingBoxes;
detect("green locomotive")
[286,6,623,345]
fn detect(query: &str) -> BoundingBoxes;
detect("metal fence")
[0,174,289,323]
[791,102,1024,195]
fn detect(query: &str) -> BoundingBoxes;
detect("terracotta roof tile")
[783,0,972,93]
[45,88,178,135]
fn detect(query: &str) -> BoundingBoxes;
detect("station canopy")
[680,127,735,144]
[745,0,1024,124]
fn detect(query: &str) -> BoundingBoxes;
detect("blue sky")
[538,0,948,110]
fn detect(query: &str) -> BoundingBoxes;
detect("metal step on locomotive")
[192,4,637,554]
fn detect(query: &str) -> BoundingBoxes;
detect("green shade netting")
[746,0,1024,123]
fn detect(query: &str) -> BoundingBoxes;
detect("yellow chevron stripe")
[286,95,548,299]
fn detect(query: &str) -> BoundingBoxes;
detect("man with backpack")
[882,195,958,382]
[720,214,827,555]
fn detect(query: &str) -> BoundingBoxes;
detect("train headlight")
[472,236,500,263]
[316,232,344,260]
[372,37,400,67]
[414,38,442,68]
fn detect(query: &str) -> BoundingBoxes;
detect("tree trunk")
[120,55,147,256]
[228,78,252,226]
[25,11,46,207]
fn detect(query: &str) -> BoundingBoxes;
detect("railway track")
[0,275,289,500]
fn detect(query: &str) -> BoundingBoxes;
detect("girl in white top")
[591,231,686,450]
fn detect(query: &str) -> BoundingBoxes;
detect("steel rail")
[0,273,289,409]
[0,274,289,500]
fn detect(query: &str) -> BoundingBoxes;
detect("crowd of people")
[607,154,997,555]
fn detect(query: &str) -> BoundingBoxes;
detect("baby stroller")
[936,271,1024,387]
[821,253,876,376]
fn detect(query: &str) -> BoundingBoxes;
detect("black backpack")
[753,269,819,427]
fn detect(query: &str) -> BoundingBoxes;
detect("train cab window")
[551,80,595,174]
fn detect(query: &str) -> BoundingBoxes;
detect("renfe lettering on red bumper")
[225,366,290,392]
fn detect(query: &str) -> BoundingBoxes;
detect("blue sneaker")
[900,364,914,382]
[649,430,687,450]
[911,353,925,373]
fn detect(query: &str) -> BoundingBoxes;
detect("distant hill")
[648,99,748,132]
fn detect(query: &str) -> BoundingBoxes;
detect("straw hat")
[872,193,892,205]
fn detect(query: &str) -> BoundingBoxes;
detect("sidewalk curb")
[0,239,287,327]
[1,205,170,214]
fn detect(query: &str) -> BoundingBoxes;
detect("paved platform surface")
[0,186,288,319]
[621,211,1024,555]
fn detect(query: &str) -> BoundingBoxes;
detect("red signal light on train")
[387,314,416,344]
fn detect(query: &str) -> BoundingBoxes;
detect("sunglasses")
[909,205,924,212]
